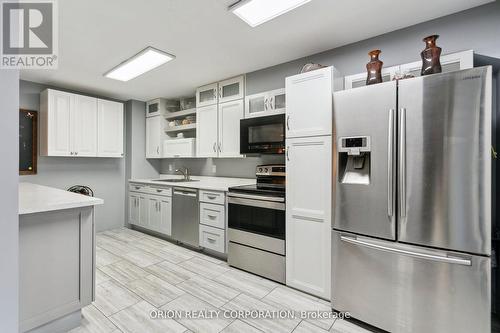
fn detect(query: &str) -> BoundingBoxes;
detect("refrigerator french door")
[332,67,492,333]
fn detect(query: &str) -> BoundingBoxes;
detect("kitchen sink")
[153,179,199,183]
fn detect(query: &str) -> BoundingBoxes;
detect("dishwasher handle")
[173,188,198,197]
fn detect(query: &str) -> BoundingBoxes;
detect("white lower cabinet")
[199,225,225,253]
[129,185,172,236]
[129,193,140,225]
[199,190,226,254]
[286,135,332,299]
[129,183,227,254]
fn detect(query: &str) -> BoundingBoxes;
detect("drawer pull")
[207,195,218,199]
[135,186,140,190]
[156,189,163,192]
[207,214,218,219]
[207,237,217,243]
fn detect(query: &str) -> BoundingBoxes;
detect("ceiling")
[20,0,492,101]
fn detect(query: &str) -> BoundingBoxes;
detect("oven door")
[228,193,285,240]
[240,114,285,154]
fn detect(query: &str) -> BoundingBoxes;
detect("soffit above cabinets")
[20,0,493,101]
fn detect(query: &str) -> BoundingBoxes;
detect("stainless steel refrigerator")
[332,67,492,333]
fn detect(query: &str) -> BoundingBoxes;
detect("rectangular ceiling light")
[104,47,175,81]
[230,0,311,27]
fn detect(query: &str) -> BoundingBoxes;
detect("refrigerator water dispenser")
[338,136,371,185]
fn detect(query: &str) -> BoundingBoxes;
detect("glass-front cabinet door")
[245,88,286,118]
[196,83,218,107]
[268,88,286,113]
[218,76,245,103]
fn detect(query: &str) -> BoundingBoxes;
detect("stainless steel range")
[227,164,286,283]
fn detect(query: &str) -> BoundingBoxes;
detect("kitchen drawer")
[200,203,225,229]
[129,183,148,193]
[199,225,225,253]
[148,186,172,197]
[199,190,225,205]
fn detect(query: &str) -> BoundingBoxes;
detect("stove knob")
[264,168,269,173]
[258,167,263,173]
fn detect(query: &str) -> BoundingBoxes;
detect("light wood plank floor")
[69,228,375,333]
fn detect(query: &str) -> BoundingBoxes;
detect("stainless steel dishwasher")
[172,187,199,248]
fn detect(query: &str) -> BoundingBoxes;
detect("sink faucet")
[175,166,190,180]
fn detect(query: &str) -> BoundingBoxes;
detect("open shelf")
[164,108,196,120]
[165,123,196,133]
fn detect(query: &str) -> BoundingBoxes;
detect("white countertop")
[19,183,104,215]
[129,175,256,192]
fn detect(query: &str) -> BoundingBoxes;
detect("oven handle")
[228,196,285,211]
[227,192,284,202]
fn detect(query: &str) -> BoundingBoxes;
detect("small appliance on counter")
[227,164,286,283]
[67,185,94,197]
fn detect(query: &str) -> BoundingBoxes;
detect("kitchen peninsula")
[19,183,103,333]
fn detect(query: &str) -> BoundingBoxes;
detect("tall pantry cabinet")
[285,66,338,300]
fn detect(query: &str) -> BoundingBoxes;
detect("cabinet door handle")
[218,142,221,153]
[286,115,290,130]
[213,142,217,153]
[219,87,222,99]
[157,146,160,154]
[286,147,290,161]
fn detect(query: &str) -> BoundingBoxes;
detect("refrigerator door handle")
[340,235,472,266]
[388,108,395,217]
[399,108,407,217]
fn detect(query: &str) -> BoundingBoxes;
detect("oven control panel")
[256,165,286,177]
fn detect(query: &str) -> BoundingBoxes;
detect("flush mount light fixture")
[104,47,175,81]
[229,0,311,27]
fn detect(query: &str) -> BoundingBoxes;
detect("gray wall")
[126,100,161,179]
[161,1,500,178]
[246,1,500,95]
[160,156,284,178]
[125,100,161,226]
[0,70,19,332]
[19,80,127,232]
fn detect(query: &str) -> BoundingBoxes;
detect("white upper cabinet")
[97,99,124,157]
[344,65,399,90]
[218,99,243,157]
[146,115,163,159]
[197,101,243,158]
[245,88,285,118]
[399,50,474,78]
[196,105,219,158]
[41,89,72,156]
[196,83,219,108]
[218,76,245,104]
[41,89,123,158]
[286,67,334,138]
[72,95,98,157]
[344,50,474,89]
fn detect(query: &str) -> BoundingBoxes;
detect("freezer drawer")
[331,231,490,333]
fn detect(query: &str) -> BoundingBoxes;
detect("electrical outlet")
[212,164,217,173]
[169,164,173,172]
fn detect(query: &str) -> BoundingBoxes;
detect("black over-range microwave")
[240,114,285,154]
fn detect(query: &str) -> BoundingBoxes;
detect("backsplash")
[160,155,285,178]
